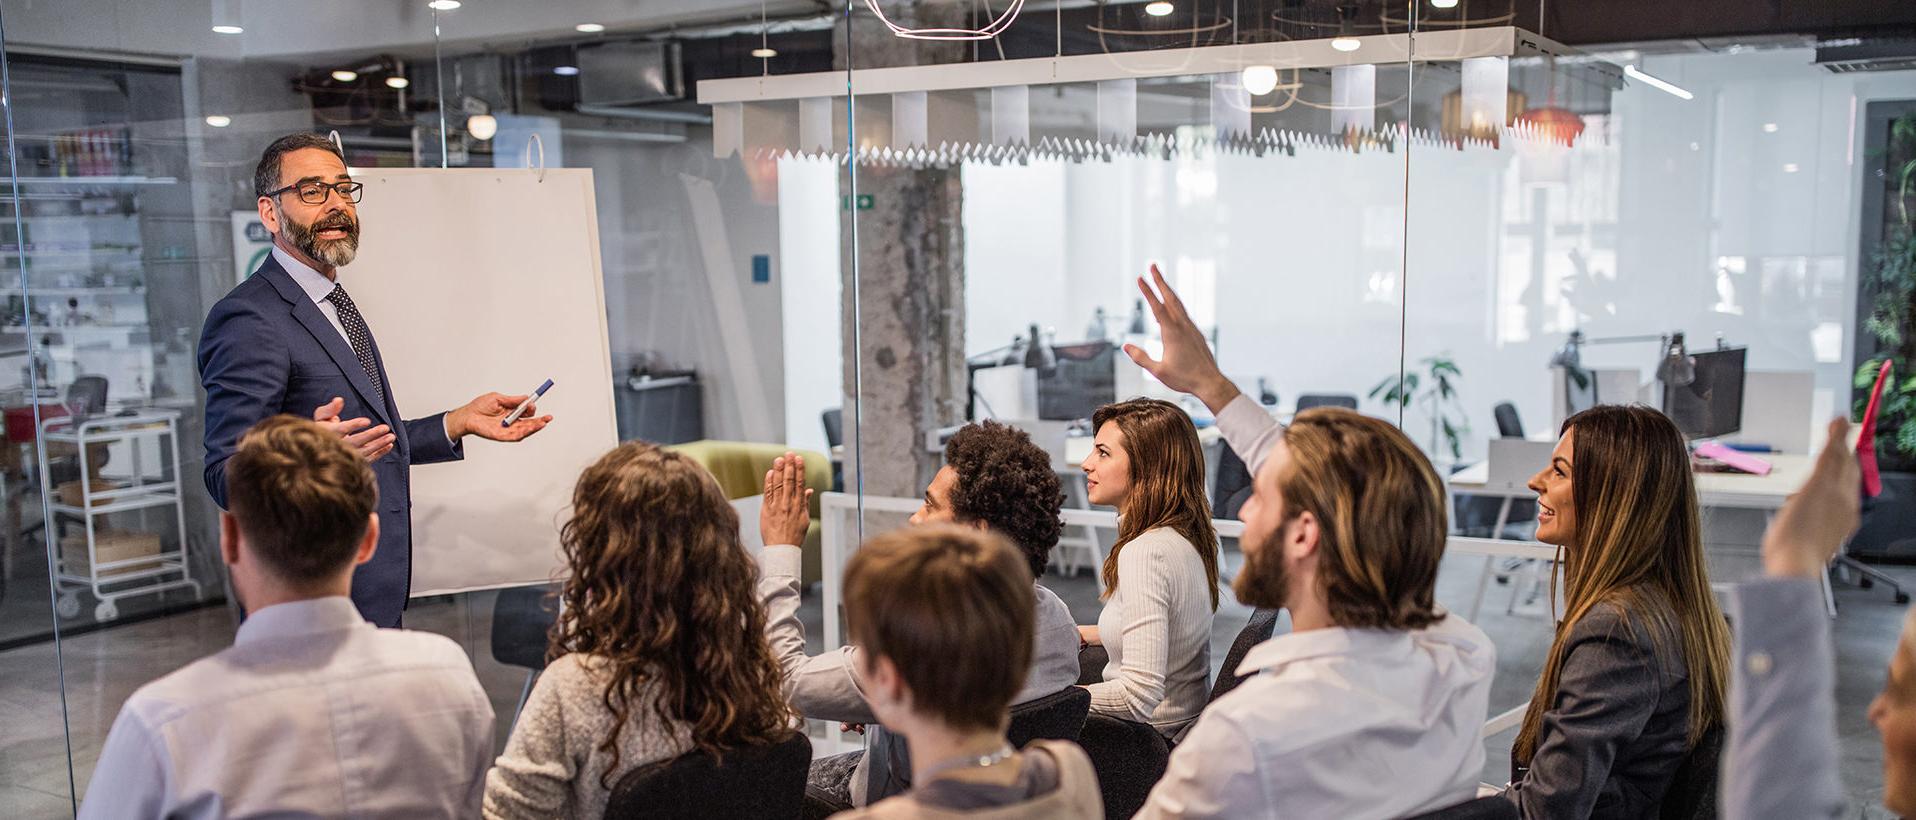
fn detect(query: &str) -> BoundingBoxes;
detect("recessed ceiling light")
[1144,2,1174,16]
[575,23,605,33]
[1763,122,1778,133]
[331,70,359,82]
[428,0,461,10]
[1783,163,1800,173]
[467,114,498,141]
[1331,36,1361,52]
[752,47,778,59]
[386,76,410,89]
[1430,0,1459,6]
[553,65,581,77]
[211,25,244,35]
[204,115,232,128]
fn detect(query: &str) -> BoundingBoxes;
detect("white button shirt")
[1138,613,1496,819]
[274,245,353,346]
[78,596,496,820]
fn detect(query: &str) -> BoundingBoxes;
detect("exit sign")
[841,194,875,211]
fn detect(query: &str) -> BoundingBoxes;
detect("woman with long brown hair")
[1502,404,1732,818]
[483,441,795,819]
[1078,397,1221,739]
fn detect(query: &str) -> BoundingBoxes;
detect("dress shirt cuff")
[1215,393,1280,471]
[1729,577,1826,654]
[761,545,804,579]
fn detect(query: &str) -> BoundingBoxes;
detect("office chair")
[1493,401,1525,438]
[1832,487,1911,604]
[1079,713,1171,820]
[489,583,560,728]
[821,408,844,493]
[1295,393,1359,412]
[1657,725,1722,820]
[605,730,810,820]
[1006,686,1093,747]
[1402,796,1519,820]
[1209,607,1281,703]
[1212,445,1253,520]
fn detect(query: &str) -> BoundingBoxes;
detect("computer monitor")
[1663,347,1746,440]
[1037,341,1118,421]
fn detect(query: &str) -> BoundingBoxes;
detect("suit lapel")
[255,258,395,426]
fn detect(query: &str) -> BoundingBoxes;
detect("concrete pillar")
[836,2,970,500]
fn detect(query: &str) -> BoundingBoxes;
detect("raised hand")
[449,392,553,443]
[1761,418,1863,579]
[759,453,814,548]
[1122,264,1241,413]
[311,397,394,461]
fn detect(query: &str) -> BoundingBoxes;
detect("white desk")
[1447,455,1812,511]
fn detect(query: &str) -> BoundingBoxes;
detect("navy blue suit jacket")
[198,255,462,626]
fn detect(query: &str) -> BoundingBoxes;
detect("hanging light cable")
[863,0,1026,41]
[752,0,777,62]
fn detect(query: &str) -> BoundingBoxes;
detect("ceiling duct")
[1816,38,1916,73]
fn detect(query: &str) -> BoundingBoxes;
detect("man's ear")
[219,511,243,567]
[256,196,279,235]
[352,514,379,567]
[1287,510,1322,562]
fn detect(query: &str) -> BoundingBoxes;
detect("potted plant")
[1370,355,1470,464]
[1853,108,1916,560]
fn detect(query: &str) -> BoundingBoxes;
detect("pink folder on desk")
[1859,359,1894,498]
[1694,441,1773,476]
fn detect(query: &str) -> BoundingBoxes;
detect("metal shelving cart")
[39,409,200,621]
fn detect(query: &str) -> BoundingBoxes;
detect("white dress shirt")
[274,245,352,346]
[79,596,496,820]
[1138,613,1496,819]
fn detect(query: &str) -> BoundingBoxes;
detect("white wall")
[957,50,1916,461]
[779,156,844,455]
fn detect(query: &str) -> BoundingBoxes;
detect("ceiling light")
[466,114,498,141]
[212,25,244,35]
[331,70,358,82]
[1241,65,1279,96]
[212,0,243,34]
[427,0,461,10]
[386,76,410,89]
[1430,0,1459,6]
[863,0,1025,40]
[553,65,581,77]
[1783,163,1800,173]
[1623,64,1693,100]
[1763,122,1778,133]
[204,115,232,128]
[1331,37,1361,52]
[1144,1,1175,16]
[575,23,605,33]
[751,47,779,59]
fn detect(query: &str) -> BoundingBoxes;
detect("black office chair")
[1295,393,1359,412]
[1657,725,1723,820]
[1079,713,1171,820]
[1077,643,1109,686]
[1209,607,1281,703]
[1402,795,1519,820]
[1007,685,1093,747]
[605,730,811,820]
[821,408,844,492]
[67,375,108,424]
[1493,401,1525,438]
[1212,445,1253,521]
[1457,400,1537,540]
[1833,487,1911,604]
[490,583,560,728]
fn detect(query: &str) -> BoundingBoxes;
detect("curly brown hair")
[550,441,795,788]
[943,421,1065,578]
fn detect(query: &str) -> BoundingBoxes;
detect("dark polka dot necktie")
[325,285,386,405]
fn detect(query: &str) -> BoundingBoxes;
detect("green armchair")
[666,440,830,586]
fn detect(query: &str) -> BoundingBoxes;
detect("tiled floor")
[1,550,1906,818]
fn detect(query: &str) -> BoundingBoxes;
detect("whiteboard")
[347,167,616,596]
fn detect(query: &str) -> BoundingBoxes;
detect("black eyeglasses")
[265,180,364,205]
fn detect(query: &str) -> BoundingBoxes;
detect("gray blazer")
[1720,578,1845,819]
[1504,597,1695,819]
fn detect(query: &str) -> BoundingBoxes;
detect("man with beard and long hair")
[199,133,553,627]
[1121,266,1496,819]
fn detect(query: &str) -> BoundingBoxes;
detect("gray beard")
[284,215,359,268]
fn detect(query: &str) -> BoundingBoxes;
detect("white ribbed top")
[1086,526,1216,738]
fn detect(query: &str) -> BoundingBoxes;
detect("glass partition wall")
[0,0,1906,815]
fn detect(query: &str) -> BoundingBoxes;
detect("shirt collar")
[235,596,369,647]
[1237,624,1416,676]
[272,245,336,304]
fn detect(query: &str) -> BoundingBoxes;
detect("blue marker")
[502,379,554,427]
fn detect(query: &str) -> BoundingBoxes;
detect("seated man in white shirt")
[79,416,495,820]
[755,421,1082,809]
[1125,267,1496,819]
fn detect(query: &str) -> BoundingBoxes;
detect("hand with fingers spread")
[311,397,395,461]
[1124,264,1242,414]
[1762,417,1863,579]
[447,392,553,443]
[759,452,814,549]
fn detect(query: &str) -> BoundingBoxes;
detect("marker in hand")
[502,379,554,428]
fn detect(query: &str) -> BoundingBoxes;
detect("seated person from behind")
[835,524,1102,818]
[1126,268,1495,819]
[79,416,495,819]
[483,441,795,819]
[754,421,1081,807]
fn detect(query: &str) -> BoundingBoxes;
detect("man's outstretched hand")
[1123,264,1241,414]
[312,397,394,461]
[447,392,554,443]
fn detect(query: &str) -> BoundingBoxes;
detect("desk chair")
[1212,445,1253,520]
[1209,607,1281,703]
[1657,725,1722,820]
[1007,686,1093,747]
[606,730,810,820]
[1402,796,1518,820]
[821,408,844,492]
[1079,713,1171,820]
[1831,489,1911,604]
[490,583,560,728]
[1295,394,1359,412]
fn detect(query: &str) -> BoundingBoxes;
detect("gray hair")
[253,133,343,199]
